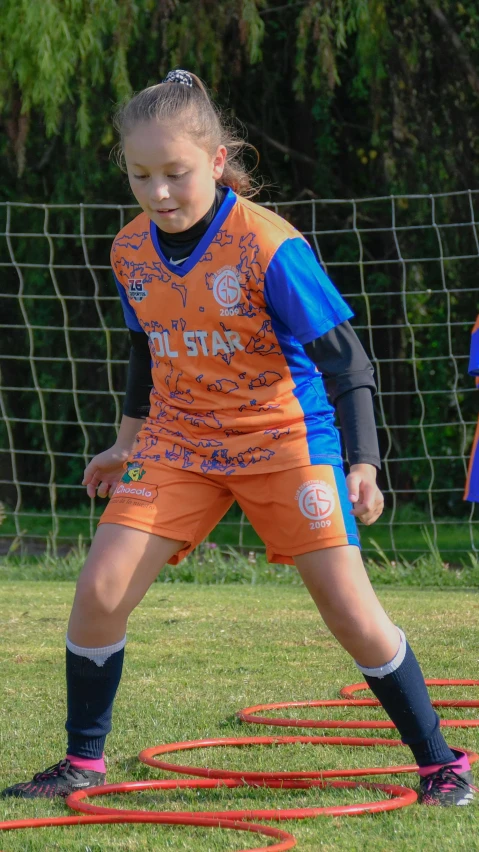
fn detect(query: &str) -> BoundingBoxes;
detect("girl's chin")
[152,210,188,231]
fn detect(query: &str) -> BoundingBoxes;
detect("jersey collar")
[149,187,237,278]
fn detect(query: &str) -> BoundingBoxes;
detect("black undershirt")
[124,190,381,469]
[155,186,225,264]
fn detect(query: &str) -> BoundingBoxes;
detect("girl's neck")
[157,186,226,246]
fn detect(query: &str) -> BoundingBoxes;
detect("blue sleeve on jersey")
[469,327,479,376]
[114,274,142,332]
[264,238,353,344]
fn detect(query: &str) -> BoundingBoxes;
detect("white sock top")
[355,628,406,679]
[66,635,126,667]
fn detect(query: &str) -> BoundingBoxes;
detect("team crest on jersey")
[128,278,148,302]
[122,462,146,483]
[212,266,241,308]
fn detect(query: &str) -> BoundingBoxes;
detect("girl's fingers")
[96,480,111,498]
[85,472,102,498]
[85,472,111,499]
[360,508,381,526]
[82,465,99,486]
[363,498,383,525]
[84,470,123,499]
[347,472,361,504]
[351,487,384,525]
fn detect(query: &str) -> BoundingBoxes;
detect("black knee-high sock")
[357,631,456,767]
[65,639,125,759]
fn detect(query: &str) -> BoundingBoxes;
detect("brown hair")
[113,71,260,197]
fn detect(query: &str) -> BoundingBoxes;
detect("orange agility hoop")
[340,678,479,702]
[65,775,418,821]
[139,734,478,779]
[140,734,413,778]
[238,699,409,729]
[238,679,479,730]
[1,679,477,849]
[0,808,297,852]
[237,699,479,729]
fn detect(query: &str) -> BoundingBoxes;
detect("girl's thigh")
[77,522,184,606]
[68,523,185,644]
[295,544,399,665]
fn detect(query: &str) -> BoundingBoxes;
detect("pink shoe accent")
[66,753,106,774]
[418,750,470,778]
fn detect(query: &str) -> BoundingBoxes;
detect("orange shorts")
[98,460,359,565]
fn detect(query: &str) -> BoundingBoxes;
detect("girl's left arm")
[263,236,383,525]
[304,321,383,526]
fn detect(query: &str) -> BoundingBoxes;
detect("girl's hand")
[82,445,131,499]
[346,463,384,525]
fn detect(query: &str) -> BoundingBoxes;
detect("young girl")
[2,70,474,807]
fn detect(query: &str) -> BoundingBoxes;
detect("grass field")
[1,583,478,850]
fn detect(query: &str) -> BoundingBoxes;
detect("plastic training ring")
[1,679,477,849]
[65,775,418,821]
[238,679,479,729]
[340,678,479,701]
[237,700,479,729]
[0,809,296,852]
[139,734,478,779]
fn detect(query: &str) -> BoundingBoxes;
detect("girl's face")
[124,119,227,233]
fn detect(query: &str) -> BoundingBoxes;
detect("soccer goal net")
[0,191,478,561]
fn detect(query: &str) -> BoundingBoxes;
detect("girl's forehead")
[124,120,206,163]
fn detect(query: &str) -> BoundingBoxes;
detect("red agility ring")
[340,678,479,702]
[237,679,479,729]
[1,680,477,849]
[139,734,479,780]
[0,809,297,852]
[65,775,418,821]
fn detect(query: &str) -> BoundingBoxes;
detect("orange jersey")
[112,188,353,475]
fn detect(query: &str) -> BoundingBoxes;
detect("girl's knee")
[73,571,129,620]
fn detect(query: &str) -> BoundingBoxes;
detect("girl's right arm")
[82,414,144,499]
[88,250,153,498]
[83,327,153,498]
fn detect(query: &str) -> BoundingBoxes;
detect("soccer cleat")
[1,759,105,799]
[419,757,477,806]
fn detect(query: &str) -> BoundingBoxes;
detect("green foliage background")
[1,0,478,521]
[3,0,479,201]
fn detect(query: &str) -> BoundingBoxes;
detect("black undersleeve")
[334,388,381,468]
[304,321,381,469]
[122,332,153,420]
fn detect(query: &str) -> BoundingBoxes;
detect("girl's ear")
[212,145,227,180]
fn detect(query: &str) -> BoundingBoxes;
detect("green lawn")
[0,584,478,850]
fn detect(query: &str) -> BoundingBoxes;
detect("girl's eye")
[133,174,148,181]
[168,173,186,180]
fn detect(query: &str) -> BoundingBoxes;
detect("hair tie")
[162,70,193,88]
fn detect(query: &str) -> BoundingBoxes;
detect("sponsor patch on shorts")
[112,482,158,503]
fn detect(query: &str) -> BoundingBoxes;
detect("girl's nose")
[150,180,170,202]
